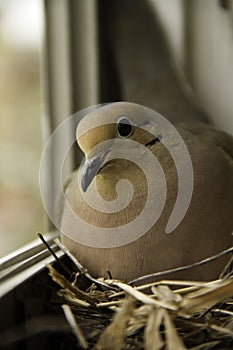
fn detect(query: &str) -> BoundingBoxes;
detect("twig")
[212,308,233,317]
[54,238,118,291]
[129,246,233,285]
[62,304,88,349]
[220,252,233,279]
[37,233,72,277]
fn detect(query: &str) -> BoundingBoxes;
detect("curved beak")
[81,149,111,192]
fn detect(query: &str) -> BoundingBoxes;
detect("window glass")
[0,0,43,256]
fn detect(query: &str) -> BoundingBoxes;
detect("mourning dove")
[60,102,233,282]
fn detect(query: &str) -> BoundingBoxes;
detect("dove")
[60,102,233,282]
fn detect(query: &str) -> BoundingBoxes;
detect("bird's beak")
[81,149,111,192]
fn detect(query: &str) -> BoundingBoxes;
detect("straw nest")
[46,238,233,350]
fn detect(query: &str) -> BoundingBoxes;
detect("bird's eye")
[117,117,133,138]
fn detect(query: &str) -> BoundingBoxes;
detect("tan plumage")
[60,102,233,282]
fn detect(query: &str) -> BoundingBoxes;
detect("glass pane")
[0,0,43,257]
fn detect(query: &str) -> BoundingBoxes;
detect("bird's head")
[76,102,162,192]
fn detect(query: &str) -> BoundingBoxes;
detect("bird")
[60,102,233,282]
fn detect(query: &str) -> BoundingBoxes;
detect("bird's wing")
[176,122,233,161]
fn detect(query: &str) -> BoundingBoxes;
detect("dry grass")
[46,239,233,350]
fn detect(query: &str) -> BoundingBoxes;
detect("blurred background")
[0,0,43,256]
[0,0,232,257]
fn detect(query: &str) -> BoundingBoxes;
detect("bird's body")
[60,102,233,282]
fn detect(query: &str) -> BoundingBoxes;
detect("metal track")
[0,232,63,297]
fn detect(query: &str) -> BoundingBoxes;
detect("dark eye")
[117,117,133,138]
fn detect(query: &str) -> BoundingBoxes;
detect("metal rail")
[0,232,63,297]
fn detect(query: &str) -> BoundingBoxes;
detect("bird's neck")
[95,159,147,202]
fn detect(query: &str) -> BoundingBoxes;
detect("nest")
[45,238,233,350]
[0,234,232,349]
